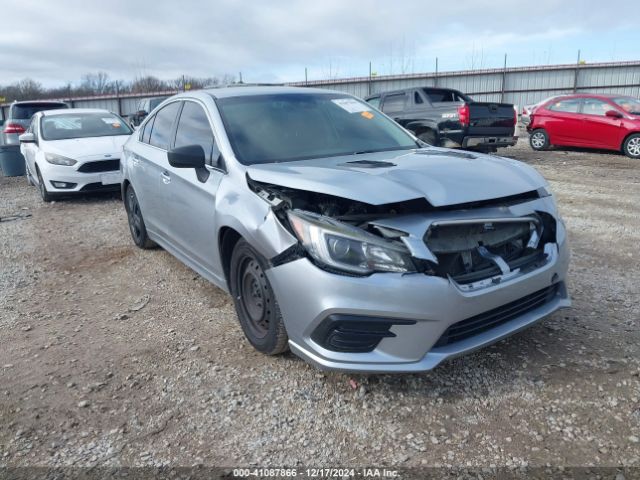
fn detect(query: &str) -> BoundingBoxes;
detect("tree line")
[0,72,238,102]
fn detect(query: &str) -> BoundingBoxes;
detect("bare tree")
[80,72,111,94]
[130,75,168,93]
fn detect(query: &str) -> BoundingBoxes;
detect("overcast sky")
[1,0,639,87]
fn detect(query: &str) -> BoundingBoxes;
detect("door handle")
[161,171,171,184]
[130,155,140,166]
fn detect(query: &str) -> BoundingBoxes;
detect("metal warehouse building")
[290,60,640,108]
[2,60,640,120]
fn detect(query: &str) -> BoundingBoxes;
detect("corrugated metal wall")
[3,61,640,120]
[292,61,640,110]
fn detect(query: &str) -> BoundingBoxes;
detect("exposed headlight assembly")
[45,153,77,166]
[287,210,416,275]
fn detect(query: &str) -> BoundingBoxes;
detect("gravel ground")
[1,138,639,472]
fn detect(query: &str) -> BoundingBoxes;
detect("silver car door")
[161,100,225,280]
[129,101,182,240]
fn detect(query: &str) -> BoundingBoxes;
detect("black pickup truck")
[365,87,517,152]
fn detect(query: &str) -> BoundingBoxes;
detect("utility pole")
[368,62,372,96]
[434,57,438,87]
[239,72,243,84]
[501,53,508,103]
[573,50,581,93]
[305,67,308,86]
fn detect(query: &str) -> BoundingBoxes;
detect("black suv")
[366,87,517,152]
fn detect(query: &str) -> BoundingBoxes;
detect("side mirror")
[168,144,206,169]
[19,132,36,143]
[605,110,623,118]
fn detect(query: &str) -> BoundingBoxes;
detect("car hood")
[246,148,547,207]
[43,135,130,160]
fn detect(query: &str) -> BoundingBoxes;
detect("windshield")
[612,97,640,115]
[216,93,419,165]
[40,112,132,140]
[12,103,67,120]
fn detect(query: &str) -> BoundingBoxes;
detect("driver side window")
[174,101,220,167]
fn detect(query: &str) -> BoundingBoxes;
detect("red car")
[527,94,640,158]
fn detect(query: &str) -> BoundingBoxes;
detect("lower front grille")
[312,315,416,353]
[77,159,120,173]
[79,182,120,192]
[433,284,559,348]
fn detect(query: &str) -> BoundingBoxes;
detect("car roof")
[40,108,113,116]
[545,93,633,102]
[365,86,461,100]
[11,100,67,105]
[184,85,346,100]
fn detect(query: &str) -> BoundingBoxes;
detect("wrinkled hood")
[44,135,130,161]
[246,148,547,207]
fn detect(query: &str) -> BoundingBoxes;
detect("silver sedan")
[121,86,570,373]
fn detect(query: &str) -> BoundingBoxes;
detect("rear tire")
[529,129,549,151]
[622,133,640,159]
[125,185,156,249]
[229,239,289,355]
[417,130,437,146]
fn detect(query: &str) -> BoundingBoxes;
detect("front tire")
[36,167,54,202]
[417,130,437,146]
[622,133,640,159]
[125,185,156,249]
[529,129,549,151]
[229,239,288,355]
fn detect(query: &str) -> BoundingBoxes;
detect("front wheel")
[622,134,640,159]
[36,167,54,202]
[529,129,549,151]
[417,130,437,146]
[125,185,156,249]
[229,239,288,355]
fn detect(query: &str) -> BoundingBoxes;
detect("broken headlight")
[287,210,416,275]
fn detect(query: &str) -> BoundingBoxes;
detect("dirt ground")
[1,137,639,471]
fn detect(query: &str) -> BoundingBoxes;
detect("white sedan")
[19,108,132,201]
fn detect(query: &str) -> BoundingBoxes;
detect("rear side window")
[547,98,581,113]
[174,101,217,165]
[11,103,67,119]
[381,94,407,113]
[582,98,612,116]
[423,89,465,103]
[148,102,181,149]
[367,96,381,109]
[414,92,424,104]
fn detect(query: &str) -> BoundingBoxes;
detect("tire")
[622,133,640,159]
[229,239,289,355]
[36,167,54,202]
[417,130,437,146]
[529,129,549,151]
[125,185,156,249]
[25,164,34,186]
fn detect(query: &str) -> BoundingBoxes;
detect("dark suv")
[366,87,517,152]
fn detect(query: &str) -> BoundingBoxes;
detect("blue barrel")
[0,145,26,177]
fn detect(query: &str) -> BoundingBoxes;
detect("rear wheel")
[125,185,156,249]
[529,129,549,151]
[622,133,640,159]
[229,239,288,355]
[417,130,437,146]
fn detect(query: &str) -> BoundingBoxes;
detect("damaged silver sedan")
[121,86,570,373]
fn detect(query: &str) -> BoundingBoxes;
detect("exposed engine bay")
[248,176,557,284]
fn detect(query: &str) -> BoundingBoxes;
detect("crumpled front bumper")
[265,201,570,373]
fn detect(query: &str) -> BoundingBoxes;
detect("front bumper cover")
[266,199,570,373]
